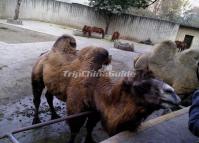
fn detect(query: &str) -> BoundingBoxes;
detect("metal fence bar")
[7,134,20,143]
[0,111,92,141]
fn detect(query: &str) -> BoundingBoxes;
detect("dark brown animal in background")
[82,25,105,39]
[111,31,120,41]
[82,25,92,37]
[175,41,188,51]
[92,26,105,38]
[31,35,77,124]
[66,67,180,143]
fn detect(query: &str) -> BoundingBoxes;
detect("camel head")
[103,69,181,135]
[78,47,111,70]
[131,78,181,109]
[127,69,181,110]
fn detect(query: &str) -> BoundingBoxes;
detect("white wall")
[0,0,16,19]
[1,0,106,28]
[176,26,199,49]
[109,15,179,43]
[0,0,179,43]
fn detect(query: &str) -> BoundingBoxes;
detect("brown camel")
[65,67,180,143]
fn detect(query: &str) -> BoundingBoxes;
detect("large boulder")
[134,40,199,95]
[114,40,134,52]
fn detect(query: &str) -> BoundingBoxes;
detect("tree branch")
[93,0,105,8]
[144,0,159,8]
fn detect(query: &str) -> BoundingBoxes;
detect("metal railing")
[0,111,92,143]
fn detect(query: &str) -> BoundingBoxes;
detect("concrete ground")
[0,19,166,143]
[0,23,57,43]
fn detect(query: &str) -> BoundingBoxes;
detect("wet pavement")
[0,96,109,143]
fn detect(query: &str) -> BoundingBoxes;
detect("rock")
[140,38,153,45]
[114,41,134,52]
[134,40,199,95]
[7,19,23,25]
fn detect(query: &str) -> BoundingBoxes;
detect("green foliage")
[129,0,192,22]
[88,0,159,33]
[89,0,158,14]
[158,0,190,20]
[183,7,199,26]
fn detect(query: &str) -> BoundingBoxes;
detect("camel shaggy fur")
[32,35,78,124]
[66,68,180,143]
[32,37,180,143]
[134,40,199,95]
[32,43,111,122]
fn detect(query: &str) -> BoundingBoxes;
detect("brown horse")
[82,25,105,39]
[111,31,120,41]
[82,25,92,37]
[175,41,188,51]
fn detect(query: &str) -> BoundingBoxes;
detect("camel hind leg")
[66,89,87,143]
[45,91,60,120]
[32,78,44,124]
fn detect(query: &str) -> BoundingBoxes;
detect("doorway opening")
[184,35,194,48]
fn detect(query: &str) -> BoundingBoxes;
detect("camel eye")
[164,89,173,94]
[151,87,160,96]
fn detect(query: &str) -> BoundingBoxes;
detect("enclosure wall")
[0,0,180,43]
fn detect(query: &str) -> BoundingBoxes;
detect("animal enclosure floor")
[0,96,109,143]
[0,23,56,44]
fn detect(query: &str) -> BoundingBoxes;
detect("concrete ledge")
[101,107,190,143]
[0,41,7,45]
[7,19,23,25]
